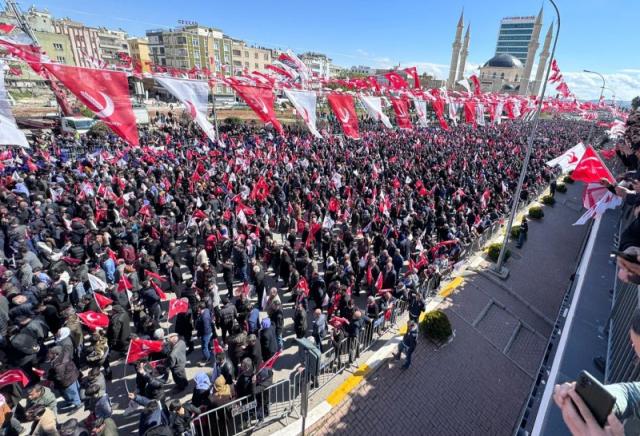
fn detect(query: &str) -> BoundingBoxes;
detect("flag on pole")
[167,298,189,320]
[127,338,165,363]
[78,311,110,330]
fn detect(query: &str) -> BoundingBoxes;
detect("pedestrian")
[311,309,327,352]
[293,302,308,339]
[269,301,284,351]
[394,320,418,369]
[46,346,82,412]
[195,302,213,366]
[166,333,189,391]
[516,216,529,249]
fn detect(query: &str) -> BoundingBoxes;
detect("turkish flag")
[230,84,283,134]
[94,292,113,310]
[328,197,340,213]
[329,317,350,330]
[168,298,189,320]
[384,71,409,90]
[145,269,167,282]
[327,94,359,140]
[571,146,615,184]
[259,350,282,371]
[0,369,29,388]
[0,24,16,34]
[117,275,132,293]
[192,209,207,220]
[464,100,477,125]
[42,64,139,146]
[297,277,310,297]
[127,338,164,364]
[403,67,420,88]
[390,97,412,130]
[78,311,110,330]
[432,98,449,131]
[150,280,167,301]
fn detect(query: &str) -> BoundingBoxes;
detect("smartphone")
[574,370,615,428]
[611,250,640,265]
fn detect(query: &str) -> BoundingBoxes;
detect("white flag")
[574,191,622,225]
[457,79,472,96]
[87,273,107,292]
[359,95,392,129]
[546,142,586,173]
[412,98,428,127]
[322,214,335,230]
[155,77,216,141]
[284,89,321,138]
[494,100,504,125]
[476,103,486,127]
[0,68,29,148]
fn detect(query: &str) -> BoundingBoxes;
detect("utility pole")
[583,69,606,145]
[5,0,38,44]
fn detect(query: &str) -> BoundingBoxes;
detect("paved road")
[310,183,589,436]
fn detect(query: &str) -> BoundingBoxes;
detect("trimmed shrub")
[529,205,544,219]
[88,121,109,137]
[541,194,556,206]
[511,225,521,239]
[419,310,453,343]
[562,175,574,184]
[487,242,510,263]
[556,182,567,193]
[224,116,242,128]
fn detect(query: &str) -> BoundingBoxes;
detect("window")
[223,44,230,51]
[56,56,66,63]
[244,50,249,57]
[214,40,220,49]
[492,72,497,79]
[176,36,187,44]
[53,43,63,51]
[159,47,165,54]
[255,63,259,69]
[263,53,268,61]
[515,75,519,82]
[232,49,241,56]
[192,39,199,47]
[193,50,201,59]
[244,61,249,67]
[233,60,242,66]
[224,55,230,62]
[254,52,258,59]
[500,72,505,79]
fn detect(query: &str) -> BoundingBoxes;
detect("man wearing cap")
[166,333,189,391]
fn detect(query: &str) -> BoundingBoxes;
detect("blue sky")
[23,0,640,100]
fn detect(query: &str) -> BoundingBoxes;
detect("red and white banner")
[0,369,29,388]
[546,142,586,173]
[390,97,412,130]
[155,77,216,141]
[359,95,392,129]
[231,84,283,135]
[571,145,615,184]
[78,311,110,330]
[476,102,486,127]
[168,297,189,320]
[43,64,139,145]
[0,69,28,148]
[411,98,428,127]
[127,338,164,363]
[283,89,321,138]
[327,93,359,139]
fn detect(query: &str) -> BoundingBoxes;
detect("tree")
[632,96,640,110]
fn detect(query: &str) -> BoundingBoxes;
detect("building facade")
[478,54,524,93]
[495,15,537,65]
[128,37,151,72]
[97,28,129,65]
[54,18,102,68]
[230,39,272,75]
[298,52,333,78]
[350,65,374,76]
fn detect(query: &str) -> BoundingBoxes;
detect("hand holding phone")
[574,370,615,428]
[611,250,640,265]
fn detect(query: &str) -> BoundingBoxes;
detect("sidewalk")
[305,183,589,436]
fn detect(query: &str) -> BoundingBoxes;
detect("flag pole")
[492,0,561,279]
[122,340,133,394]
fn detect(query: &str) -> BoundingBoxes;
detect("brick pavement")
[309,183,589,436]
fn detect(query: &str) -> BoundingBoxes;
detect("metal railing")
[191,379,292,436]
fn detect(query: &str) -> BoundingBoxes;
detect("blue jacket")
[195,308,212,336]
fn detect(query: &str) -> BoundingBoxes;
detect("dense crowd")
[0,112,596,436]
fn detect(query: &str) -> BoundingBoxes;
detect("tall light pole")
[584,69,606,145]
[492,0,561,278]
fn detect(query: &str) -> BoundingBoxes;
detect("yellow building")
[128,37,151,72]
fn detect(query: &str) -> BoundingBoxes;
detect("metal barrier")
[605,206,640,384]
[191,379,292,436]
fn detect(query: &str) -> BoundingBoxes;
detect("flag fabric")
[78,311,110,330]
[375,272,383,292]
[390,97,412,130]
[0,369,29,388]
[545,143,586,173]
[412,98,428,128]
[87,273,108,292]
[359,95,392,129]
[574,191,622,225]
[230,84,283,135]
[470,75,482,96]
[384,71,408,90]
[329,316,349,330]
[150,280,167,301]
[154,77,216,142]
[571,146,615,184]
[117,275,132,292]
[463,100,476,125]
[168,297,189,320]
[403,67,420,88]
[127,338,164,363]
[0,24,16,34]
[327,93,359,140]
[582,183,610,210]
[93,292,113,310]
[145,269,167,282]
[0,70,29,148]
[283,89,321,138]
[259,350,283,370]
[42,64,139,145]
[297,277,310,297]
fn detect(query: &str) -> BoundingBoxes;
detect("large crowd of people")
[0,110,598,436]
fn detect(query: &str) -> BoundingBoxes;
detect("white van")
[60,117,95,135]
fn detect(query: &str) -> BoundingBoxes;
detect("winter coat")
[107,306,131,352]
[48,350,79,389]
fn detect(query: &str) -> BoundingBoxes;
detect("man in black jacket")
[394,320,418,369]
[107,304,131,353]
[168,399,199,435]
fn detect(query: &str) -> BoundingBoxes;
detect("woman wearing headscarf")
[191,372,212,410]
[259,318,277,362]
[208,375,234,436]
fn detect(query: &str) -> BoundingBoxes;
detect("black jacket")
[108,305,131,352]
[260,326,277,360]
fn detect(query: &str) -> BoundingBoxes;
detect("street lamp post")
[492,0,561,278]
[584,69,606,145]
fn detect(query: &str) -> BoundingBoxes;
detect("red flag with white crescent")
[327,93,360,140]
[42,64,139,146]
[229,84,283,135]
[390,97,412,130]
[167,298,189,320]
[571,146,615,184]
[93,292,113,310]
[127,338,164,363]
[0,369,29,388]
[78,311,110,330]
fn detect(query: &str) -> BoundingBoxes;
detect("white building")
[97,28,130,65]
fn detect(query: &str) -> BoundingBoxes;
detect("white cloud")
[562,70,640,101]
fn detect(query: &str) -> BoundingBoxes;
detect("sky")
[18,0,640,101]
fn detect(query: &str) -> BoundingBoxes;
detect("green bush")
[562,175,574,184]
[541,194,555,206]
[556,182,567,193]
[487,242,510,263]
[224,116,242,127]
[79,106,94,118]
[88,121,110,137]
[419,310,453,343]
[511,225,521,238]
[529,205,544,219]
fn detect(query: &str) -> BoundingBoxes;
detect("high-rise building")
[97,28,129,65]
[495,15,537,65]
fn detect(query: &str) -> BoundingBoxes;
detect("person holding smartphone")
[553,308,640,435]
